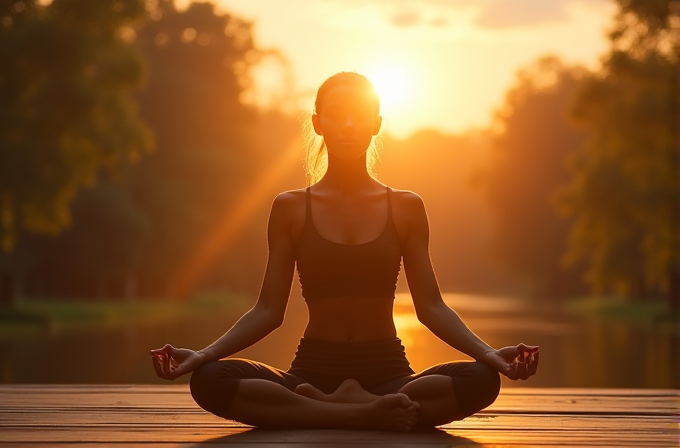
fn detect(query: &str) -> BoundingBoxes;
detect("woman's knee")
[189,361,240,418]
[453,362,500,417]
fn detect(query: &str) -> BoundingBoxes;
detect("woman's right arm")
[197,192,297,362]
[150,192,298,379]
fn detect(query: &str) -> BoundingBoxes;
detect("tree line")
[479,0,677,306]
[0,0,676,307]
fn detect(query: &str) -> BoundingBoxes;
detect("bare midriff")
[303,296,397,342]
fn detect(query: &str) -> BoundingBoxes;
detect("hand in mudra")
[484,343,539,380]
[150,344,205,381]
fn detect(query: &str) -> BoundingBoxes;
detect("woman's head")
[303,72,383,185]
[314,72,380,117]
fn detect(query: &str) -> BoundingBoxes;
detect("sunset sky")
[182,0,616,137]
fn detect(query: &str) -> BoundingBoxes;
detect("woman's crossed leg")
[189,359,499,430]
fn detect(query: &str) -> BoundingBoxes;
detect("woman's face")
[312,84,382,161]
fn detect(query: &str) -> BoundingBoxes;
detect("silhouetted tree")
[477,57,588,300]
[559,0,678,302]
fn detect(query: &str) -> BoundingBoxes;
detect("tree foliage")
[559,0,678,299]
[7,1,295,299]
[0,0,152,251]
[478,57,588,299]
[127,0,262,296]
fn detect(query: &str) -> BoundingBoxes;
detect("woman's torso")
[287,184,408,342]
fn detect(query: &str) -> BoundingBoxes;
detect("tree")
[5,1,303,301]
[127,0,263,298]
[477,57,588,299]
[0,0,152,252]
[559,0,678,302]
[17,181,149,299]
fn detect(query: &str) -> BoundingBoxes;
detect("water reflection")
[394,294,678,389]
[0,293,677,388]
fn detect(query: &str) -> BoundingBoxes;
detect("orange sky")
[182,0,616,138]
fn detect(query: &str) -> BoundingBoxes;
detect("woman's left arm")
[399,192,539,380]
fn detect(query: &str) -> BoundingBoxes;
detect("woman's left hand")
[483,343,539,380]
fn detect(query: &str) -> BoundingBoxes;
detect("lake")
[0,292,677,388]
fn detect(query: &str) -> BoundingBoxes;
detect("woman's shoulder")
[272,188,307,207]
[268,189,307,231]
[387,187,425,211]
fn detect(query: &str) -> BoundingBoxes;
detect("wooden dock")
[0,385,678,447]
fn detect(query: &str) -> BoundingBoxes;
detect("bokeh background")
[0,0,678,389]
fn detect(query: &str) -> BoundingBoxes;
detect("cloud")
[360,0,612,30]
[389,9,421,27]
[474,0,569,29]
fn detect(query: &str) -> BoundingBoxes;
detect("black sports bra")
[296,186,402,301]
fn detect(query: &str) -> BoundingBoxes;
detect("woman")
[150,72,539,432]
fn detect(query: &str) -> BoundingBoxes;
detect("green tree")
[559,0,678,302]
[477,57,588,299]
[0,0,152,252]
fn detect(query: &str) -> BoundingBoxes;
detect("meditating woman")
[150,72,539,432]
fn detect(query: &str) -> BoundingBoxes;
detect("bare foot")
[294,383,330,401]
[355,393,419,432]
[296,379,382,404]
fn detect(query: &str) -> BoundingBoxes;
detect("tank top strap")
[305,186,312,225]
[386,186,393,222]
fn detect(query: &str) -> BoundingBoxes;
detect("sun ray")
[176,139,301,297]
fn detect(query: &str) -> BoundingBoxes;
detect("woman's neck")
[319,153,375,193]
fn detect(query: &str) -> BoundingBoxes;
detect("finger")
[519,343,540,354]
[164,349,172,375]
[170,357,179,369]
[151,354,166,379]
[529,351,540,376]
[173,355,194,380]
[517,360,528,380]
[498,346,519,362]
[170,359,190,381]
[505,362,518,380]
[162,344,175,355]
[151,344,172,355]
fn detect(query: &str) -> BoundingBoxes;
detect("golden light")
[176,138,301,297]
[365,63,412,112]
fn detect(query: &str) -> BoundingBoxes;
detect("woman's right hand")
[483,343,539,381]
[150,344,205,381]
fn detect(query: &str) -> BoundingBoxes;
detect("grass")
[0,292,249,334]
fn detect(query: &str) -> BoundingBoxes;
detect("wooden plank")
[0,426,677,446]
[2,386,677,415]
[1,410,676,432]
[488,393,680,415]
[4,384,678,395]
[0,385,677,447]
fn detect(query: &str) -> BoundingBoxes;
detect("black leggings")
[190,338,500,421]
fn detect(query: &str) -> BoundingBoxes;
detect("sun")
[365,63,411,112]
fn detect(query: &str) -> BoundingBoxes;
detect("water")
[1,293,677,388]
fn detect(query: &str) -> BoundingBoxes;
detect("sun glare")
[365,63,411,112]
